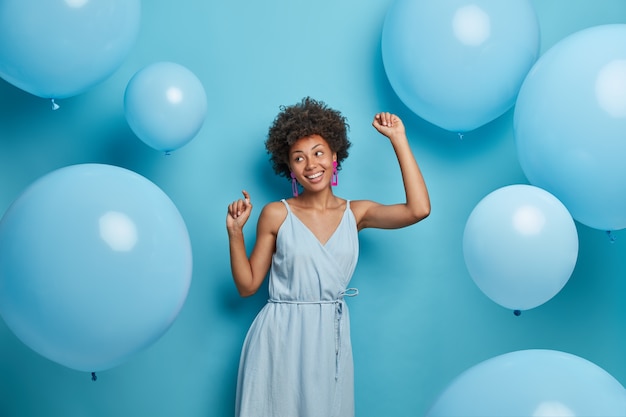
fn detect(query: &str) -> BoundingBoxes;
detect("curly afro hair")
[265,97,351,180]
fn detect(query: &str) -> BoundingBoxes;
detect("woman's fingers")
[242,189,251,205]
[374,112,395,127]
[228,190,252,219]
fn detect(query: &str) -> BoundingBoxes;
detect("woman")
[226,97,430,417]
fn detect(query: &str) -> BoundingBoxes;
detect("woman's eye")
[316,151,323,157]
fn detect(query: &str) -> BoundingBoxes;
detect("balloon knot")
[91,372,97,382]
[513,310,521,316]
[51,99,60,111]
[606,230,616,243]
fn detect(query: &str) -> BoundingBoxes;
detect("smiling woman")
[2,1,626,416]
[225,97,430,417]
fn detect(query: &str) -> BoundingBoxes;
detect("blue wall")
[1,1,626,416]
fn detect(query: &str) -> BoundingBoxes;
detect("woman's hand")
[226,190,252,232]
[372,112,406,141]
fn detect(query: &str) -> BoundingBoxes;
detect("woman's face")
[288,134,337,193]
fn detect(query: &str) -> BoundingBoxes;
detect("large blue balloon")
[427,349,626,417]
[0,0,140,99]
[515,24,626,231]
[382,0,539,132]
[463,185,578,311]
[124,62,208,153]
[0,164,192,372]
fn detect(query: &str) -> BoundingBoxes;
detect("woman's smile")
[306,171,324,181]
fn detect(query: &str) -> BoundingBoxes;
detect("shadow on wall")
[0,80,62,135]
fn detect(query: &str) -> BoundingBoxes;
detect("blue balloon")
[381,0,539,132]
[124,62,208,153]
[0,0,140,99]
[515,24,626,231]
[0,164,192,372]
[463,185,578,311]
[427,349,626,417]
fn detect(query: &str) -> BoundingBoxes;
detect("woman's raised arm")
[354,112,430,230]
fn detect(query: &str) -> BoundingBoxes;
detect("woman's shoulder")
[258,200,289,228]
[347,199,378,227]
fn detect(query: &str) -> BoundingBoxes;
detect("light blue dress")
[235,199,359,417]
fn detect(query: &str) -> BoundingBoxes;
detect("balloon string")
[51,99,60,110]
[91,372,97,382]
[606,230,616,243]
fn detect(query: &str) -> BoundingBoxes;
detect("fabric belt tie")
[268,288,359,380]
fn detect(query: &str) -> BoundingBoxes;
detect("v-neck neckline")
[285,200,348,247]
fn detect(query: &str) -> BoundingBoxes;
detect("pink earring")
[291,172,299,197]
[331,161,338,186]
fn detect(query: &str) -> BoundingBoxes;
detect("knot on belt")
[268,288,359,380]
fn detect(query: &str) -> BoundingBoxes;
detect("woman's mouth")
[306,171,324,181]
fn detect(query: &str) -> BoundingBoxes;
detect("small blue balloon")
[382,0,539,132]
[515,24,626,231]
[0,0,140,99]
[124,62,208,153]
[0,164,192,372]
[463,185,578,311]
[427,350,626,417]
